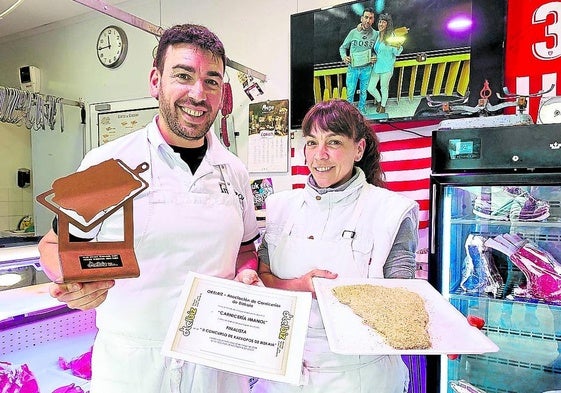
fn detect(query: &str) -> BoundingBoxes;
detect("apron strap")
[280,194,305,237]
[217,164,244,212]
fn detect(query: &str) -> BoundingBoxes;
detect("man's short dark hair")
[153,24,226,72]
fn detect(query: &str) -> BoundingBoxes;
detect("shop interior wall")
[0,0,338,235]
[0,122,32,232]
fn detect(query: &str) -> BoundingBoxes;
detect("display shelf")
[446,292,561,392]
[450,291,561,310]
[446,306,561,393]
[457,353,561,393]
[461,362,560,393]
[450,293,561,336]
[0,308,97,392]
[450,216,561,229]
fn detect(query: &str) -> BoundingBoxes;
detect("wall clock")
[96,25,128,68]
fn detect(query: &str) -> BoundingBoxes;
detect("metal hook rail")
[72,0,267,82]
[0,85,83,131]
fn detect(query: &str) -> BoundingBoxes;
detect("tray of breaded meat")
[313,277,499,355]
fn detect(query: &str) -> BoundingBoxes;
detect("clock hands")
[98,36,112,51]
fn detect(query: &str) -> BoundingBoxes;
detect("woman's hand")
[49,280,115,310]
[299,269,338,298]
[258,263,337,298]
[234,269,264,286]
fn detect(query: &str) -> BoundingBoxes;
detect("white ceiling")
[0,0,128,39]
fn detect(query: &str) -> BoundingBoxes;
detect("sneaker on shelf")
[473,186,550,222]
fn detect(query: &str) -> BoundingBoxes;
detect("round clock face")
[97,26,128,68]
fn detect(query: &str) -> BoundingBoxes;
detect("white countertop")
[0,244,40,263]
[0,282,62,322]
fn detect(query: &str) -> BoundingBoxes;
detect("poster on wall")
[250,177,274,223]
[248,100,289,173]
[97,107,158,146]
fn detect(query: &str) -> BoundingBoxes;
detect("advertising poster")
[248,100,289,173]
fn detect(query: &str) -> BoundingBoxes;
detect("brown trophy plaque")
[36,159,149,283]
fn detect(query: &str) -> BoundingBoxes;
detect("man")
[38,24,260,393]
[339,7,378,114]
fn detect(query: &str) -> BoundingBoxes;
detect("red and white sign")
[504,0,561,119]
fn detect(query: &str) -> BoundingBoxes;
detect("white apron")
[90,135,250,393]
[254,189,409,393]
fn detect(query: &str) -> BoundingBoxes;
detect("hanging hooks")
[0,85,82,132]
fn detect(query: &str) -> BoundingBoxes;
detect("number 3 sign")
[505,0,561,120]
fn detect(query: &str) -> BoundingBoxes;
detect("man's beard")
[158,87,216,141]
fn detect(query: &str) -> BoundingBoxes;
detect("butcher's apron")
[254,188,409,393]
[90,134,249,393]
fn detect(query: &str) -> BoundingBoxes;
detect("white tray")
[313,277,500,355]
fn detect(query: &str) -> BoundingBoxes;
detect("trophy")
[36,159,149,283]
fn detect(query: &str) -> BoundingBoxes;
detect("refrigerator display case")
[428,124,561,393]
[0,244,96,391]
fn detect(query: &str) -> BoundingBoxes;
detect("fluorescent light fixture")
[0,0,25,20]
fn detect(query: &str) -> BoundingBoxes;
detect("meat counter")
[0,244,96,392]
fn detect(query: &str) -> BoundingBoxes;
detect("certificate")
[351,49,371,67]
[162,272,312,385]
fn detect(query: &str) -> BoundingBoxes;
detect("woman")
[254,99,418,393]
[367,13,405,114]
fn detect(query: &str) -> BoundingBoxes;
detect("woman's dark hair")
[154,24,226,73]
[301,99,385,187]
[378,13,395,44]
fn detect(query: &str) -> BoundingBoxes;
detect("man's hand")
[49,280,115,310]
[343,56,351,64]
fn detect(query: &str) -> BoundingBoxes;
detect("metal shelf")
[450,215,561,229]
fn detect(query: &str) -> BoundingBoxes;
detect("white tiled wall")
[0,187,33,231]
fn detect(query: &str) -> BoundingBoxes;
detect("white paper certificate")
[162,272,312,385]
[351,49,371,67]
